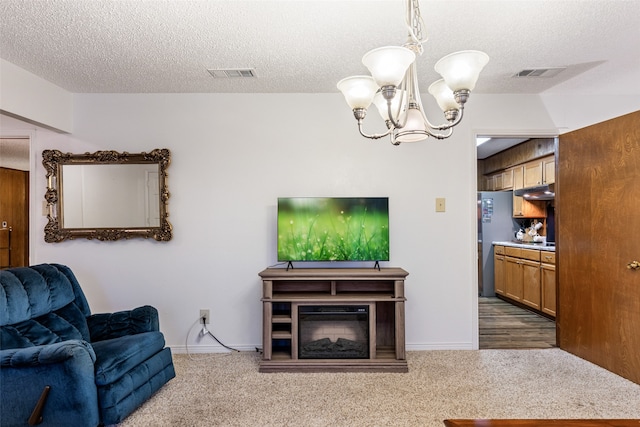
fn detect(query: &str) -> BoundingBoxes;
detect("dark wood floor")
[479,297,556,349]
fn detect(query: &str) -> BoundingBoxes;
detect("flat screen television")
[277,197,389,262]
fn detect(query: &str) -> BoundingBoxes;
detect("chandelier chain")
[407,0,426,54]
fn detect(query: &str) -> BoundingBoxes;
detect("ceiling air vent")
[207,68,257,78]
[513,67,566,78]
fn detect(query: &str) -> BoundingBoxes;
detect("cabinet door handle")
[627,260,640,270]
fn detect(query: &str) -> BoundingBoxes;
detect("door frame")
[472,129,558,350]
[0,130,35,266]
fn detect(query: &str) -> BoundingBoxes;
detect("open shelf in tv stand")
[258,267,409,373]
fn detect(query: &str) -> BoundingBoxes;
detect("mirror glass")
[43,149,172,242]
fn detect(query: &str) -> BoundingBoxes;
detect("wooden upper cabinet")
[484,175,495,191]
[494,173,504,190]
[502,169,514,189]
[543,156,555,184]
[524,160,544,187]
[481,155,553,192]
[513,166,524,190]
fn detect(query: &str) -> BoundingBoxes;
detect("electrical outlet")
[199,309,210,324]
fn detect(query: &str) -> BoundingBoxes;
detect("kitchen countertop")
[492,240,556,252]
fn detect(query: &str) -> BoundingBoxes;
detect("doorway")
[0,137,30,268]
[476,134,557,349]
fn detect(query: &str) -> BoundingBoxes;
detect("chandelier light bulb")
[373,89,405,121]
[434,50,490,92]
[337,76,379,110]
[362,46,415,87]
[427,79,459,113]
[394,107,429,143]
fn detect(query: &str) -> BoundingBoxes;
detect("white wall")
[18,92,559,352]
[540,94,640,133]
[0,59,73,133]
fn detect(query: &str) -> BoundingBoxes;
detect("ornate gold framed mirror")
[42,149,172,242]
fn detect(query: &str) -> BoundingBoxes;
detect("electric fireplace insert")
[298,305,369,359]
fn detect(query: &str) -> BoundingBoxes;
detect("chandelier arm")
[386,100,405,130]
[396,127,454,141]
[422,105,465,131]
[357,120,394,140]
[426,127,454,140]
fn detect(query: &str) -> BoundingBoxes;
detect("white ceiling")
[1,1,639,163]
[1,0,639,96]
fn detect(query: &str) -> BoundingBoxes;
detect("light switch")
[435,197,446,212]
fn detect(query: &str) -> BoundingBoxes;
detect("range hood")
[514,183,555,200]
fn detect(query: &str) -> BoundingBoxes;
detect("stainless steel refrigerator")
[477,191,516,296]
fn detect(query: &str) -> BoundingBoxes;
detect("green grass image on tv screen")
[277,198,389,261]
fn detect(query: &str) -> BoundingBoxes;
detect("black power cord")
[200,315,240,353]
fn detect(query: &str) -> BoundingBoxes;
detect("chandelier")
[337,0,489,145]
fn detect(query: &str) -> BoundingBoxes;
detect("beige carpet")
[118,349,640,427]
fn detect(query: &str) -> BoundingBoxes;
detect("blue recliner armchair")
[0,264,175,426]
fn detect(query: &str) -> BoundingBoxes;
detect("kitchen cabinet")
[494,246,506,296]
[513,166,524,190]
[513,192,546,218]
[524,160,544,187]
[484,175,495,191]
[505,247,540,305]
[493,173,503,190]
[495,244,555,319]
[540,252,556,316]
[502,169,514,189]
[543,157,555,184]
[523,155,555,187]
[484,170,513,191]
[505,255,523,301]
[512,163,546,218]
[521,259,541,310]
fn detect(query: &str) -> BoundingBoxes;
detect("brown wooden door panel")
[0,167,29,268]
[557,110,640,384]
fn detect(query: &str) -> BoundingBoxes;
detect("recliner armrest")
[1,340,96,367]
[87,305,160,342]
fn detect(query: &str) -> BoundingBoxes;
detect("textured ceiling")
[1,0,639,95]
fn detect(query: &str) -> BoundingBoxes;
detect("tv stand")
[258,267,409,373]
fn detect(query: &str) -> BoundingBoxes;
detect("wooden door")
[0,167,29,268]
[557,110,640,384]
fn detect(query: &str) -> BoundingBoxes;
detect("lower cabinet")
[493,245,555,319]
[521,259,541,310]
[505,255,524,301]
[494,247,506,296]
[540,252,557,316]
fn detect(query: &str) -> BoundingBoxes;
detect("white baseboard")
[171,342,476,354]
[171,344,259,354]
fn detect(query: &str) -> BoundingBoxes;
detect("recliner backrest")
[0,264,92,349]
